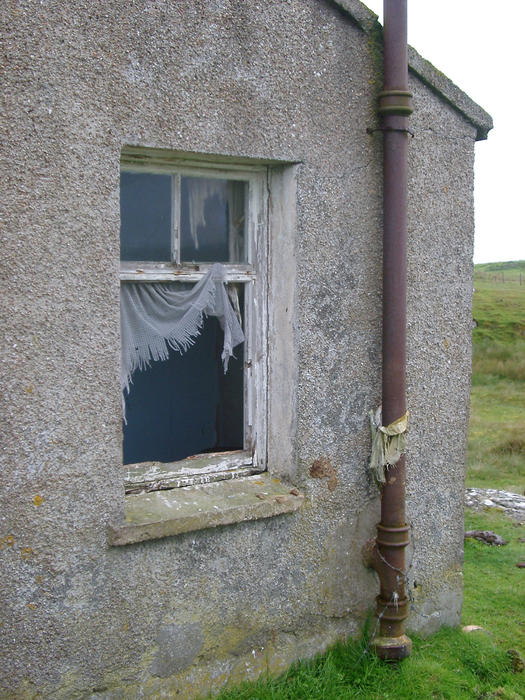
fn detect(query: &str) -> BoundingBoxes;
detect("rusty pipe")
[369,0,413,660]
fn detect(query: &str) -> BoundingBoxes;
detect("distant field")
[468,260,525,492]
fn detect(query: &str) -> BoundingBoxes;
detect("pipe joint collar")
[376,522,410,549]
[378,90,413,116]
[371,634,413,661]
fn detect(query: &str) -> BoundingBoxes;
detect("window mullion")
[172,173,181,264]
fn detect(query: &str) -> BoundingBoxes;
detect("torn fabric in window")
[120,264,244,419]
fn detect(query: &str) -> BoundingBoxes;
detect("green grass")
[207,262,525,700]
[212,630,522,699]
[468,260,525,492]
[463,510,525,653]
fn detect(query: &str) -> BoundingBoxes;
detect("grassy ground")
[468,261,525,492]
[208,261,525,700]
[211,508,524,699]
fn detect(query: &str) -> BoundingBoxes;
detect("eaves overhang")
[331,0,493,140]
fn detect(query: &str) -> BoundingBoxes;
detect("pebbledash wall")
[0,0,492,698]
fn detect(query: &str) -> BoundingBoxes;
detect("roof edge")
[330,0,379,33]
[330,0,493,141]
[407,46,493,141]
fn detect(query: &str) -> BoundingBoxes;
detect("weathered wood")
[119,261,256,283]
[464,530,508,546]
[125,467,259,494]
[124,451,258,492]
[119,158,269,487]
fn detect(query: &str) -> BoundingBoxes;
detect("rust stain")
[21,546,33,560]
[0,534,15,550]
[310,456,331,479]
[309,457,338,491]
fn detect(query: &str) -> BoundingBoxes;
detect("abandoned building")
[0,0,492,697]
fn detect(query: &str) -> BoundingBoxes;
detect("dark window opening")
[122,287,245,465]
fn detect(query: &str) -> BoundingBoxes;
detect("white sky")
[363,0,525,264]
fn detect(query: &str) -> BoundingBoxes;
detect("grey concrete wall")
[405,76,476,632]
[0,0,476,697]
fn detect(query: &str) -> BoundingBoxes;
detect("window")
[120,149,268,492]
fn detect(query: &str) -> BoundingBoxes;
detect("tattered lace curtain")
[120,264,244,421]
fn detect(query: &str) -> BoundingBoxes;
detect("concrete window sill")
[108,473,304,546]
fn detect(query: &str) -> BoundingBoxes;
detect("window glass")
[180,177,246,263]
[120,172,172,261]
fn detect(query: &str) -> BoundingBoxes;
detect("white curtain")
[120,263,244,420]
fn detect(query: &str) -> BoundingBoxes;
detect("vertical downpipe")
[373,0,413,660]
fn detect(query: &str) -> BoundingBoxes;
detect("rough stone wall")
[0,0,476,697]
[405,76,476,631]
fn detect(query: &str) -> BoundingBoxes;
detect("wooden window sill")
[108,473,304,546]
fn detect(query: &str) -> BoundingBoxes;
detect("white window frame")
[120,149,268,493]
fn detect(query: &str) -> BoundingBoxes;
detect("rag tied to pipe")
[120,263,244,420]
[369,407,409,486]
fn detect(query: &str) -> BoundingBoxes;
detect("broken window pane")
[122,285,245,465]
[180,177,246,263]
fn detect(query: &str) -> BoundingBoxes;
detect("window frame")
[120,151,268,492]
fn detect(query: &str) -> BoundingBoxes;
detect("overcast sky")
[363,0,524,264]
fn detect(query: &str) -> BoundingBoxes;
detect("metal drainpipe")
[363,0,413,660]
